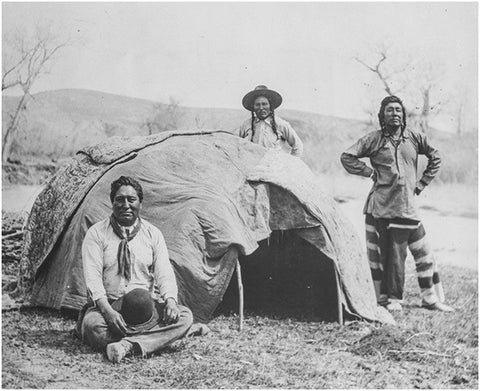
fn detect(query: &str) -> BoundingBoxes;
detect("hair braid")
[250,111,255,141]
[270,110,279,140]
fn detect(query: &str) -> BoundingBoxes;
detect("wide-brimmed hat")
[242,85,283,111]
[111,288,161,335]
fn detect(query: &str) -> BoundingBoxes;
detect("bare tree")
[355,50,395,96]
[2,28,69,162]
[355,45,411,126]
[143,96,185,135]
[451,83,475,135]
[355,45,445,132]
[355,45,412,95]
[408,60,446,132]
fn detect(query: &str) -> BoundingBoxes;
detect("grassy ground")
[2,215,478,389]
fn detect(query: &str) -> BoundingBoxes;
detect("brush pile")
[2,212,25,291]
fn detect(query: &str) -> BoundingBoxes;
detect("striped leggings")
[365,214,444,305]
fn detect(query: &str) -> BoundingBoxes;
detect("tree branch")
[354,56,377,73]
[355,53,395,95]
[2,29,69,162]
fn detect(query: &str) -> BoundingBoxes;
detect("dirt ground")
[2,264,477,389]
[2,183,478,388]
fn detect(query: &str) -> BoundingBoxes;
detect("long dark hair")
[378,95,407,132]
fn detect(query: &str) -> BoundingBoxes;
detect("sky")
[2,2,478,127]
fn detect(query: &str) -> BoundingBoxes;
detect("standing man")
[340,95,453,312]
[79,176,193,363]
[237,85,304,157]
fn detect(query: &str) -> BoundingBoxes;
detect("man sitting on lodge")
[78,175,193,363]
[237,85,304,157]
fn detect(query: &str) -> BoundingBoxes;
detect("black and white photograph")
[2,1,477,388]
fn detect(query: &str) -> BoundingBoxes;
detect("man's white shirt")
[82,217,178,303]
[237,115,304,157]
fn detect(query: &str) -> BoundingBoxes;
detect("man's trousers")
[80,304,193,357]
[365,214,445,305]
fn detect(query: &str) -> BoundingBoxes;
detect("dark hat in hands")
[242,85,283,111]
[111,288,161,335]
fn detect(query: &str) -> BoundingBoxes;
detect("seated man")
[79,175,193,363]
[237,85,304,157]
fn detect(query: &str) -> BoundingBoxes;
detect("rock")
[451,374,470,384]
[2,294,21,311]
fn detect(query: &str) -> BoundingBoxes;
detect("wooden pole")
[236,259,244,331]
[334,269,344,325]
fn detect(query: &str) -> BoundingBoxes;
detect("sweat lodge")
[18,130,393,325]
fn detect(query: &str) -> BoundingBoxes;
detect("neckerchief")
[109,215,141,281]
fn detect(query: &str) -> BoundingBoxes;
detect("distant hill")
[2,89,365,169]
[2,89,477,184]
[2,89,159,160]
